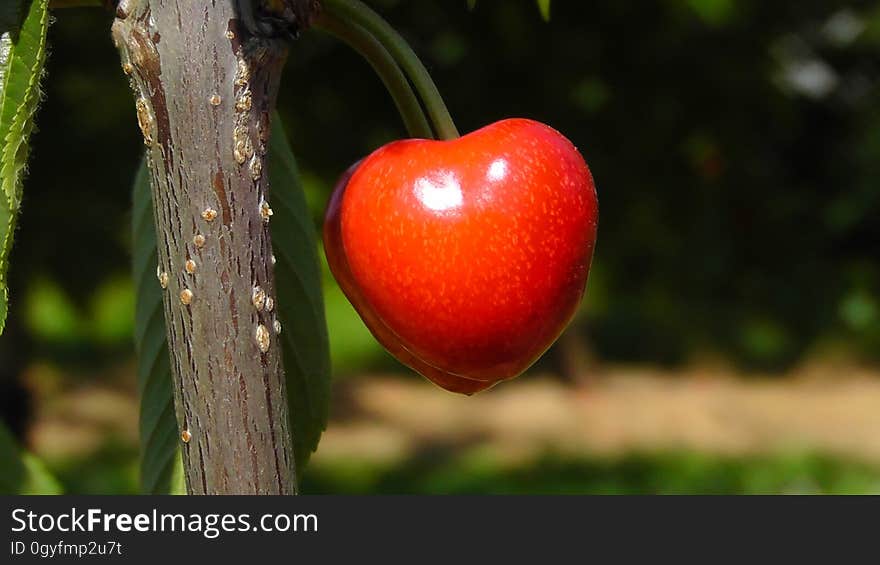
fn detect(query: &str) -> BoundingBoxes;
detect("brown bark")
[112,0,308,494]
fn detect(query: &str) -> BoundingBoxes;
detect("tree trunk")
[111,0,310,494]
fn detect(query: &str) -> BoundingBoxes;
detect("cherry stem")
[313,13,434,139]
[320,0,461,141]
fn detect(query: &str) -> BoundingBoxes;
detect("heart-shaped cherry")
[324,118,598,394]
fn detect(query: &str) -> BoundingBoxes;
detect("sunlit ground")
[22,358,880,494]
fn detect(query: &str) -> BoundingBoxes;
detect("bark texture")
[112,0,305,494]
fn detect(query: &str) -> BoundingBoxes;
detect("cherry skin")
[324,118,598,394]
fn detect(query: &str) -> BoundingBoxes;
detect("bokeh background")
[2,0,880,493]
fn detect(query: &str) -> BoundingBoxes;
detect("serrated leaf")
[536,0,551,21]
[132,158,179,494]
[132,113,330,492]
[0,420,61,494]
[0,0,49,334]
[269,112,331,477]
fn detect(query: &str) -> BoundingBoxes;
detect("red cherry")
[323,118,598,394]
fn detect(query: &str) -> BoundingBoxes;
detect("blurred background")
[2,0,880,493]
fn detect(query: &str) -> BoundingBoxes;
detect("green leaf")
[0,420,61,494]
[0,0,49,334]
[269,112,332,477]
[536,0,551,21]
[132,158,179,494]
[132,113,331,492]
[466,0,476,11]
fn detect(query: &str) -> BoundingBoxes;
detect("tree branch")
[112,0,313,494]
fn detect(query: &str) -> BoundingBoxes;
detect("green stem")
[313,12,433,139]
[320,0,460,140]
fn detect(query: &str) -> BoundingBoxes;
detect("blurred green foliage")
[41,438,880,495]
[0,421,61,494]
[24,276,133,346]
[303,451,880,494]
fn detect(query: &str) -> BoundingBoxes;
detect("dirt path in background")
[27,361,880,468]
[313,362,880,468]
